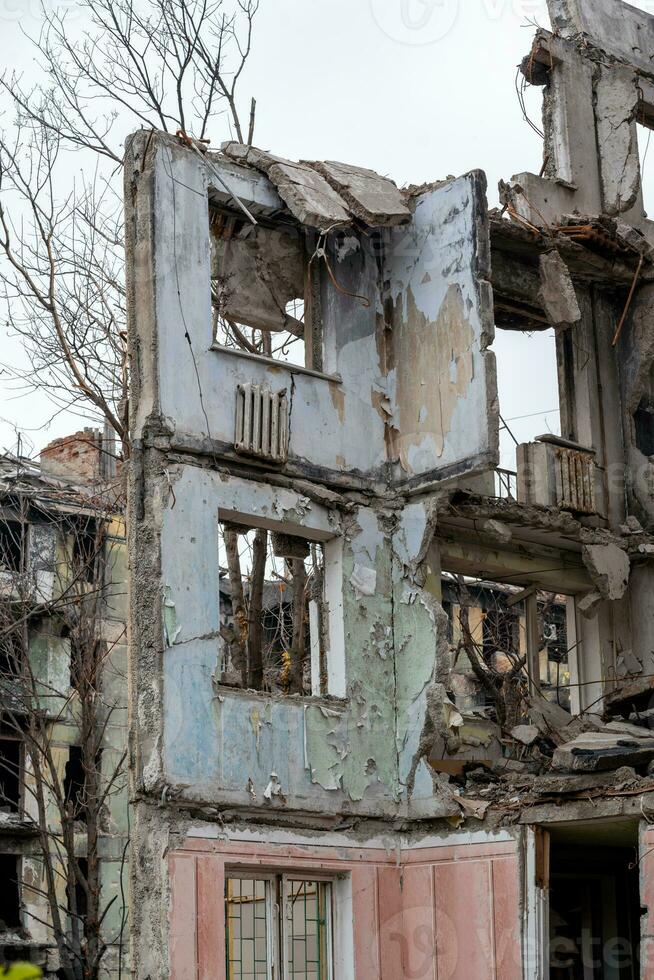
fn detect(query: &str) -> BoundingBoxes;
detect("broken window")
[218,520,329,696]
[0,854,21,930]
[225,874,333,979]
[210,206,309,368]
[446,574,571,721]
[0,737,21,813]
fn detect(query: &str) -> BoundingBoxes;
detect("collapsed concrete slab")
[305,159,411,227]
[222,141,351,229]
[222,142,412,230]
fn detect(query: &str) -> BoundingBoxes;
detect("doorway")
[547,821,641,979]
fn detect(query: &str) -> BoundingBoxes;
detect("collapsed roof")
[221,141,412,230]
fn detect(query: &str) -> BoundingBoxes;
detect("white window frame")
[217,512,346,700]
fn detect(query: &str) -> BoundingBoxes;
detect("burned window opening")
[0,521,23,574]
[0,854,21,930]
[209,203,309,368]
[634,398,654,457]
[0,737,20,813]
[70,520,100,585]
[444,573,571,722]
[218,520,327,697]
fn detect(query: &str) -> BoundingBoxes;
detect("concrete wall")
[145,463,451,818]
[124,132,498,491]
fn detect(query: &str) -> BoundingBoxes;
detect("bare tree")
[0,477,128,979]
[0,0,261,454]
[218,524,322,696]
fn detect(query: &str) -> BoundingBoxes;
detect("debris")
[578,590,603,619]
[481,519,513,545]
[263,773,285,803]
[538,251,582,328]
[582,544,630,601]
[552,731,654,773]
[511,724,540,746]
[529,692,572,742]
[221,142,412,231]
[456,797,491,821]
[615,650,643,679]
[623,516,644,534]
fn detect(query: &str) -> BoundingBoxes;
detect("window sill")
[214,684,348,710]
[211,344,342,384]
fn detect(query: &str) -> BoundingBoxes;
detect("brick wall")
[40,428,104,484]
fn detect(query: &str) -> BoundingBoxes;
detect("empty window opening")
[0,521,23,574]
[218,520,330,697]
[210,205,308,368]
[0,854,21,930]
[64,746,87,824]
[493,327,561,481]
[0,738,21,813]
[225,874,333,979]
[516,63,550,180]
[633,361,654,457]
[444,573,571,718]
[638,122,654,219]
[546,821,640,979]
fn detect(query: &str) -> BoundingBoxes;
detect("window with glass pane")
[225,877,271,979]
[284,879,332,979]
[225,875,333,980]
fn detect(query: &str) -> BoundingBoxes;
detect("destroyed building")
[0,432,129,977]
[124,1,654,975]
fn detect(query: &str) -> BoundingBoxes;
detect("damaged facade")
[125,1,654,975]
[0,432,129,977]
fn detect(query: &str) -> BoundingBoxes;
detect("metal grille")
[285,880,331,979]
[235,384,288,463]
[225,875,332,979]
[225,877,270,979]
[553,447,596,514]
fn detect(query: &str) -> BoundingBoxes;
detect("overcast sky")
[1,0,653,468]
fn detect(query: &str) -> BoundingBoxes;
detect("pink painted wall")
[640,826,654,977]
[168,835,523,980]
